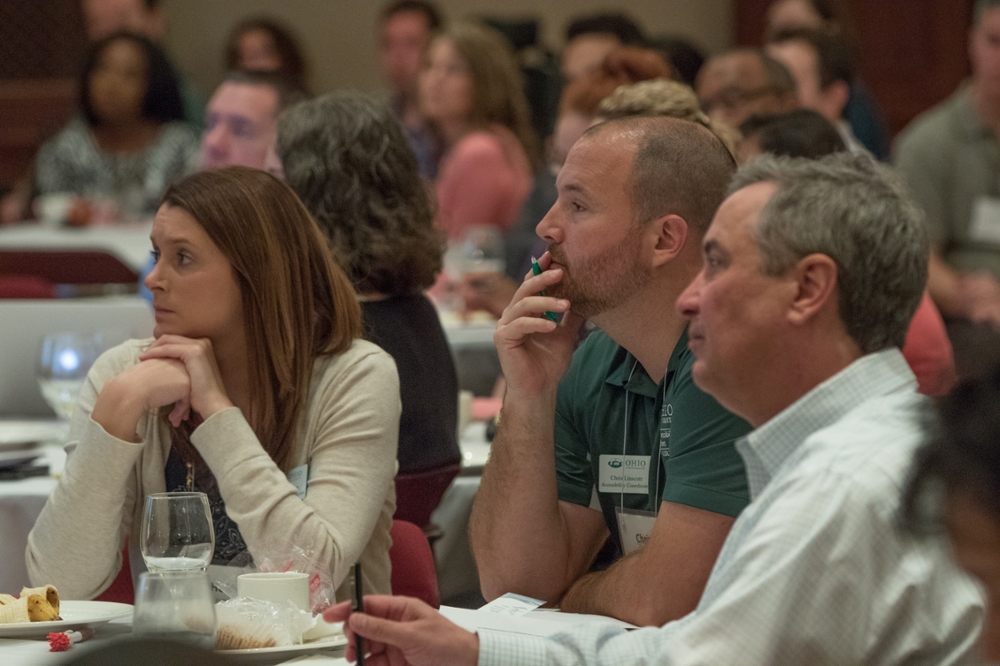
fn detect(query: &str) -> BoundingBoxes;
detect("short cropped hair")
[759,50,798,95]
[730,153,927,353]
[584,116,737,234]
[769,27,854,88]
[220,70,309,114]
[739,109,847,159]
[276,91,443,295]
[380,0,442,30]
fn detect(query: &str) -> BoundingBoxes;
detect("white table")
[0,222,153,273]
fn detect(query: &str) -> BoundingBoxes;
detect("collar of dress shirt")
[736,348,916,499]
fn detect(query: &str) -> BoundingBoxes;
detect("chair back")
[94,545,134,604]
[0,274,55,298]
[389,519,440,608]
[393,463,460,529]
[0,250,138,285]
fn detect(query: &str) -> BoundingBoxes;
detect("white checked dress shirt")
[478,350,984,666]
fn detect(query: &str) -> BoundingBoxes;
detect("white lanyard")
[619,359,669,518]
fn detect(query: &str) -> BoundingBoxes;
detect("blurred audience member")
[895,0,1000,378]
[648,36,706,88]
[201,71,306,171]
[420,21,537,239]
[552,46,671,168]
[139,71,306,301]
[82,0,205,127]
[739,109,956,396]
[562,12,645,83]
[738,108,846,162]
[378,0,443,180]
[905,365,1000,659]
[763,0,890,159]
[695,49,797,129]
[277,91,460,478]
[33,32,198,220]
[225,17,309,92]
[597,79,738,157]
[766,29,865,153]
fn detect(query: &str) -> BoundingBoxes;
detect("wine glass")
[36,332,102,420]
[141,492,215,572]
[132,570,216,648]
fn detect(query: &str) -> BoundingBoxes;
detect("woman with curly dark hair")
[33,31,198,218]
[276,91,460,482]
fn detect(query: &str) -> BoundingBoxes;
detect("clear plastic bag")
[215,597,314,649]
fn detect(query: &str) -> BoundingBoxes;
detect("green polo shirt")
[555,329,751,558]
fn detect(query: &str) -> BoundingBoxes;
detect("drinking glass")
[132,570,216,648]
[141,492,215,572]
[460,225,506,276]
[36,332,102,420]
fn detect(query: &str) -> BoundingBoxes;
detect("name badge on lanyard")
[970,197,1000,246]
[616,506,657,555]
[598,454,650,493]
[288,464,310,500]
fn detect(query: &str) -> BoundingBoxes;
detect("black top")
[361,294,460,474]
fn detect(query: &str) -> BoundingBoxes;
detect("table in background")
[0,222,153,273]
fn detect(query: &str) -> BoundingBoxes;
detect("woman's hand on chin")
[92,357,192,441]
[139,335,234,420]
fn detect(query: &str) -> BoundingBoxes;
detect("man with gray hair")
[895,0,1000,374]
[323,153,984,666]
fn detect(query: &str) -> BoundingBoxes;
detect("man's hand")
[494,251,584,397]
[323,596,479,666]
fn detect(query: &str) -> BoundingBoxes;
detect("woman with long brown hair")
[27,167,400,600]
[419,21,538,240]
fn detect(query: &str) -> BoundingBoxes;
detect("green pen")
[531,256,559,322]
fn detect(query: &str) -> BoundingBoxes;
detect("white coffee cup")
[237,572,309,611]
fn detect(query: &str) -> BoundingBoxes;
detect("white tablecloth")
[0,437,64,594]
[0,223,153,273]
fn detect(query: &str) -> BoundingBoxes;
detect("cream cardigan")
[27,338,400,601]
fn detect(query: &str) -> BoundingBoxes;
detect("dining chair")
[0,249,138,285]
[389,519,440,609]
[93,545,134,604]
[393,462,461,531]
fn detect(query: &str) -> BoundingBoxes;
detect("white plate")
[0,600,133,638]
[218,631,347,664]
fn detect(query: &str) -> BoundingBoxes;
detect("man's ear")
[820,80,851,124]
[787,253,838,325]
[650,214,689,268]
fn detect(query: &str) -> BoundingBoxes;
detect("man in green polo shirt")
[469,115,751,626]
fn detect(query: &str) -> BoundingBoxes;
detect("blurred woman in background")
[419,21,538,240]
[276,91,460,491]
[33,32,198,220]
[225,17,309,92]
[28,167,399,600]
